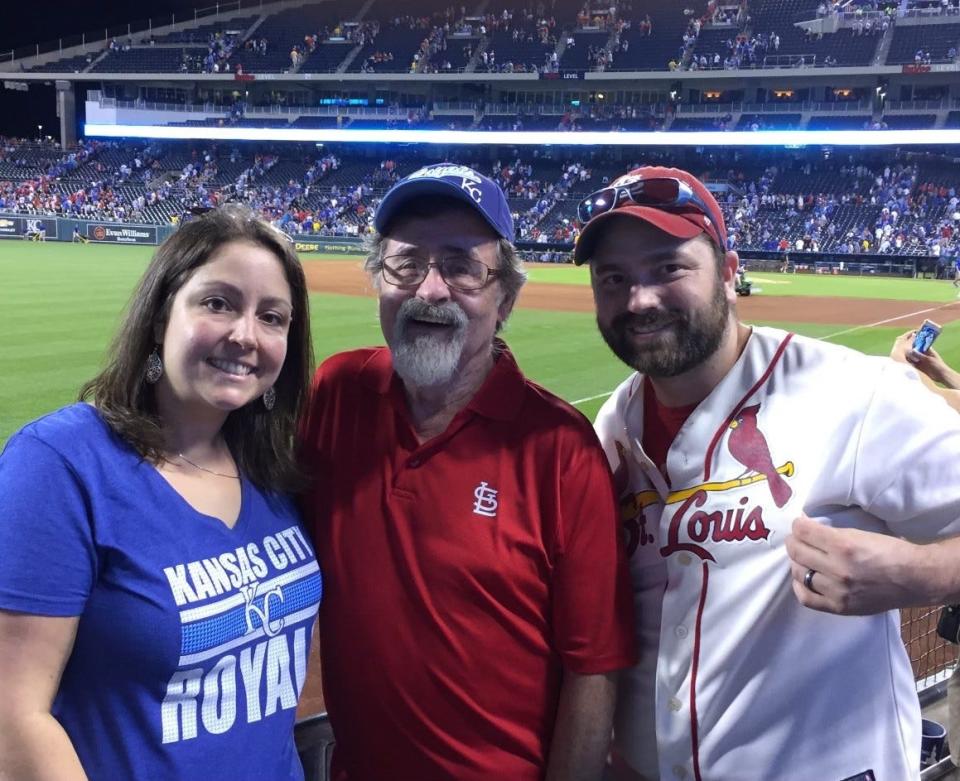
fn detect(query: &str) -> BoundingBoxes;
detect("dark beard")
[599,277,730,378]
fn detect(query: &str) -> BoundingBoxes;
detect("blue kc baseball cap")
[374,163,515,243]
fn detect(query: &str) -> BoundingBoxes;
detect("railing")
[884,99,947,111]
[432,101,480,112]
[677,103,736,115]
[103,96,425,120]
[96,95,887,123]
[603,54,846,72]
[0,0,295,64]
[110,98,215,112]
[838,9,887,23]
[762,53,817,68]
[483,102,568,115]
[676,100,870,115]
[902,4,960,18]
[807,100,871,112]
[737,101,804,113]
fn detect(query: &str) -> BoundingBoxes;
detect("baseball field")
[3,241,960,447]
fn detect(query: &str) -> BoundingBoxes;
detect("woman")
[0,206,321,780]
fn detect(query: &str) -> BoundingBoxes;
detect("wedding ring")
[803,568,820,594]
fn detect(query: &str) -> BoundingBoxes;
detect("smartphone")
[912,319,941,355]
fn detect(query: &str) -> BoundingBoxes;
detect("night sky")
[0,1,212,139]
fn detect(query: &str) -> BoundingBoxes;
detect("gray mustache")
[397,298,468,329]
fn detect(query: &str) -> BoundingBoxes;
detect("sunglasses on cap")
[577,177,724,247]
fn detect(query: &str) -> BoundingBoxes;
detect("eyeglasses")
[577,177,724,247]
[381,254,500,292]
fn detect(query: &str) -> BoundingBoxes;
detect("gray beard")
[389,299,469,387]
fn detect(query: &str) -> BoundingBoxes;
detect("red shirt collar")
[356,339,526,422]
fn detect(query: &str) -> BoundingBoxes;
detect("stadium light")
[84,123,960,147]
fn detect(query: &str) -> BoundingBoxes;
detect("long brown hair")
[80,205,313,493]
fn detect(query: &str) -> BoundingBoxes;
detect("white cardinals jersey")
[595,326,960,781]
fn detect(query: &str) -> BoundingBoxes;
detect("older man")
[300,163,635,781]
[573,165,960,780]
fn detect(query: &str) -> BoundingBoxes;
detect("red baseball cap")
[573,165,728,265]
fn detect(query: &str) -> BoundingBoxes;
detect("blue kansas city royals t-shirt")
[0,404,322,780]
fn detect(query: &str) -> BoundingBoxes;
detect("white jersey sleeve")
[849,361,960,540]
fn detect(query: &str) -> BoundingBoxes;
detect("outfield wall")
[515,243,935,277]
[737,250,937,278]
[292,237,365,255]
[0,214,943,280]
[0,213,175,245]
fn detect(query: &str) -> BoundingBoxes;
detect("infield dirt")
[304,261,960,328]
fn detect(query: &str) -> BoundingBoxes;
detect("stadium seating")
[92,47,210,73]
[690,26,744,66]
[750,0,821,42]
[886,22,960,64]
[881,113,938,128]
[737,113,803,129]
[477,30,554,72]
[289,116,342,128]
[612,0,705,70]
[424,114,474,129]
[806,114,874,129]
[229,0,357,74]
[670,116,732,131]
[811,28,882,66]
[347,25,430,73]
[8,0,960,266]
[28,54,93,73]
[152,16,260,45]
[24,0,960,77]
[2,135,960,259]
[298,43,355,73]
[559,31,609,70]
[424,34,479,71]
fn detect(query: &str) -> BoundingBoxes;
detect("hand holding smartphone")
[912,320,941,355]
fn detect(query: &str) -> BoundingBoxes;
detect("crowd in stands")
[416,26,450,73]
[241,37,269,57]
[287,17,380,70]
[201,32,242,73]
[482,7,558,42]
[28,0,960,76]
[685,30,779,71]
[718,158,960,258]
[3,136,960,264]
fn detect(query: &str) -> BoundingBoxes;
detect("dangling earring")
[145,347,163,384]
[263,386,276,411]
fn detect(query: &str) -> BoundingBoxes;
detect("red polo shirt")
[300,344,636,781]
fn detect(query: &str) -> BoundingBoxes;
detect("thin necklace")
[177,452,240,479]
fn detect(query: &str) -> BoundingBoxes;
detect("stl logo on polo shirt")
[472,482,498,517]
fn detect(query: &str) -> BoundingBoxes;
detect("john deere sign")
[293,238,364,255]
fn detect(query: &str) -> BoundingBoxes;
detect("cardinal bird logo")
[727,404,792,508]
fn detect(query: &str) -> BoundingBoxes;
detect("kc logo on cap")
[374,162,515,243]
[406,164,486,202]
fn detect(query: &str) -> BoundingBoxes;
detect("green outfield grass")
[526,263,958,302]
[2,243,959,445]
